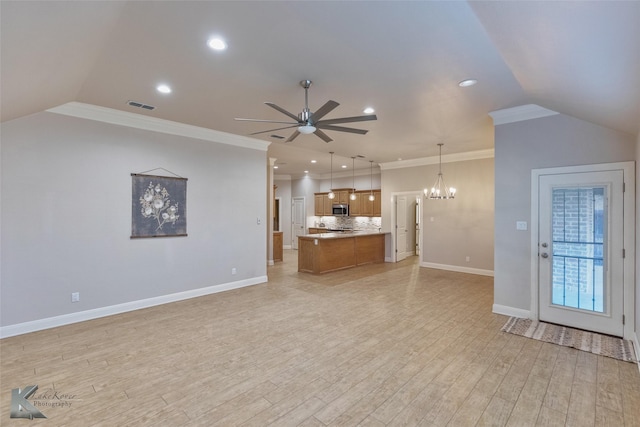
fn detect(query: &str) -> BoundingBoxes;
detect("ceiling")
[2,1,639,178]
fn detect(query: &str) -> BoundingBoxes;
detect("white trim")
[633,333,640,372]
[284,245,292,250]
[274,175,293,181]
[420,261,494,277]
[489,104,559,126]
[0,276,267,339]
[492,304,531,319]
[380,149,494,171]
[531,161,635,340]
[47,102,270,152]
[267,260,275,266]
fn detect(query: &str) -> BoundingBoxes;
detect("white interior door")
[538,170,624,337]
[396,196,408,262]
[292,197,305,250]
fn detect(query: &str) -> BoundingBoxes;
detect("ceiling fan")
[235,80,377,143]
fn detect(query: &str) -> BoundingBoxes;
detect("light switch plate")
[516,221,528,231]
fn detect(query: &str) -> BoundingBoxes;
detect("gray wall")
[274,178,292,247]
[382,157,495,272]
[1,111,268,329]
[637,132,640,341]
[494,113,635,313]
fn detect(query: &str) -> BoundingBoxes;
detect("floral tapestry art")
[131,174,187,238]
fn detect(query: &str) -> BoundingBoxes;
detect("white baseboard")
[0,276,268,339]
[385,256,393,262]
[284,245,292,250]
[267,260,275,266]
[492,304,531,319]
[420,262,494,277]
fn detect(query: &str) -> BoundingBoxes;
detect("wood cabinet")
[373,191,381,216]
[337,190,350,204]
[314,194,324,216]
[349,192,362,216]
[315,189,382,217]
[322,194,331,215]
[314,193,332,216]
[273,231,283,262]
[298,232,387,274]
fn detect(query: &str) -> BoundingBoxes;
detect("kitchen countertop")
[300,230,388,239]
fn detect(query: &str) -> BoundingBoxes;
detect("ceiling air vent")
[270,134,285,139]
[127,100,156,111]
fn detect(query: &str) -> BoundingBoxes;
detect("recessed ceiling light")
[311,160,317,163]
[341,165,347,169]
[304,170,309,174]
[156,84,172,94]
[363,107,375,114]
[458,79,478,88]
[207,37,227,51]
[273,166,278,169]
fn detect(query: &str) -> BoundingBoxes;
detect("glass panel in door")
[551,187,605,312]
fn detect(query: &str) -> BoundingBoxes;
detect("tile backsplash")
[310,215,382,231]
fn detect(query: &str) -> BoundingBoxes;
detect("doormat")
[501,317,637,363]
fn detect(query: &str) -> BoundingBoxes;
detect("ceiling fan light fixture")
[298,125,316,134]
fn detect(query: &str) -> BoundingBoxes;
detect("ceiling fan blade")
[316,114,377,126]
[249,125,298,136]
[314,129,333,143]
[316,124,368,135]
[311,100,339,122]
[235,118,298,125]
[265,102,300,121]
[286,130,301,142]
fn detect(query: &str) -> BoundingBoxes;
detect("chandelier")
[424,143,456,199]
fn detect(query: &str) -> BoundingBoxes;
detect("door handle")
[541,253,549,258]
[541,242,548,248]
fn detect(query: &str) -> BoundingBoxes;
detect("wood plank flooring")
[1,250,639,426]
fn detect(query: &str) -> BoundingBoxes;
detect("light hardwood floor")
[1,250,639,426]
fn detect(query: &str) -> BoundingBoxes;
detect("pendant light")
[424,143,456,199]
[368,161,375,201]
[350,157,357,200]
[328,151,335,199]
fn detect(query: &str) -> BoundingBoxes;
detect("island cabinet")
[298,232,387,274]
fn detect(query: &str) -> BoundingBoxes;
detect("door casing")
[530,162,635,339]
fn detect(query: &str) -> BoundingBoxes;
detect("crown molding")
[47,102,271,152]
[274,175,292,181]
[379,149,494,171]
[489,104,558,126]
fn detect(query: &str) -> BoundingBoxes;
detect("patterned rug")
[501,317,638,363]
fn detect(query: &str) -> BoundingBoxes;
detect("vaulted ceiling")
[2,1,638,177]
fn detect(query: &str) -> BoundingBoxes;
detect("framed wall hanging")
[131,172,187,238]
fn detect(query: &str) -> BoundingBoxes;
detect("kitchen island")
[298,231,389,274]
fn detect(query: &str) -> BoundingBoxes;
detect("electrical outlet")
[465,256,470,262]
[71,292,80,303]
[231,268,237,275]
[256,217,261,225]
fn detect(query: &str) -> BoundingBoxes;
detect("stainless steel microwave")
[332,204,349,216]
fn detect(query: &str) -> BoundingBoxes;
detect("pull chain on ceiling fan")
[235,80,377,143]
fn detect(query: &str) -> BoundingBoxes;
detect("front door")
[538,169,624,336]
[292,197,305,250]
